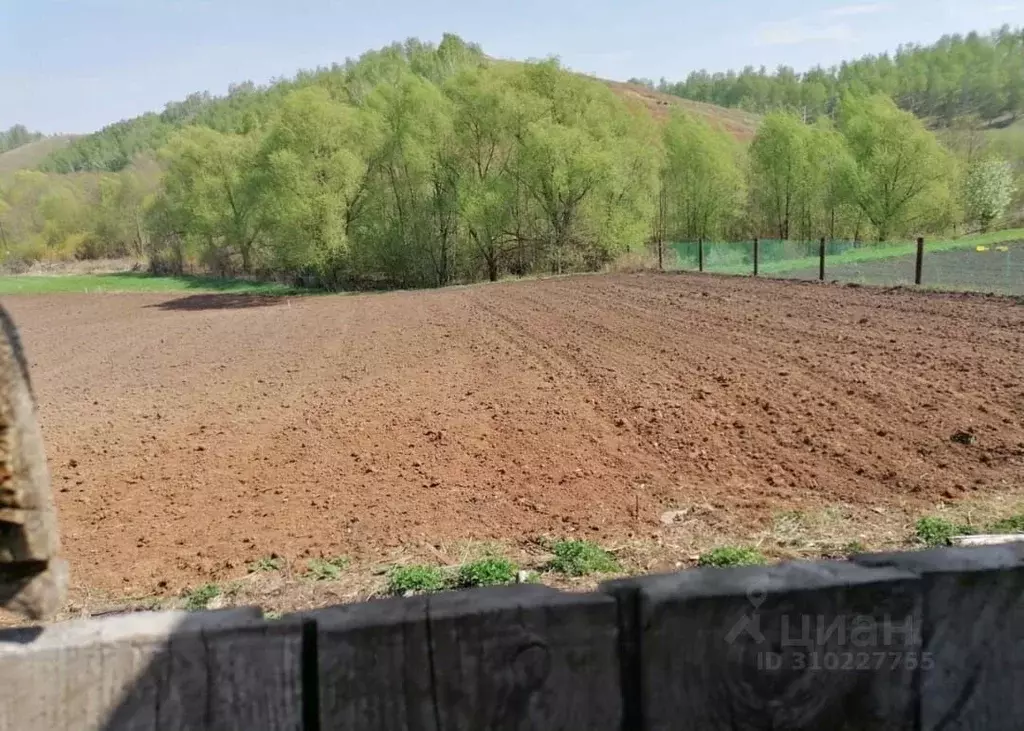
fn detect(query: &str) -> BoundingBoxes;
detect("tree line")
[0,34,1018,288]
[651,26,1024,127]
[0,125,44,155]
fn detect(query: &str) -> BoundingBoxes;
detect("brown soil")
[6,273,1024,598]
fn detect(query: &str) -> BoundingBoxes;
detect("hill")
[37,41,756,174]
[658,25,1024,129]
[0,136,75,177]
[600,79,758,140]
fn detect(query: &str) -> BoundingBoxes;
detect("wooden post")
[601,559,922,729]
[698,238,704,273]
[915,237,924,285]
[753,237,759,276]
[855,545,1024,731]
[819,237,826,281]
[0,608,305,731]
[313,585,622,731]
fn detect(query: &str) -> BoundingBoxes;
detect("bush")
[183,583,221,611]
[547,539,620,576]
[386,564,447,595]
[915,516,973,547]
[698,546,767,568]
[454,557,518,588]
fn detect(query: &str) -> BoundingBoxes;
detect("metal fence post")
[753,238,759,276]
[819,237,826,281]
[698,238,704,273]
[915,237,924,285]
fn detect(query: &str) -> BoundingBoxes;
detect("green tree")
[660,111,744,242]
[840,94,956,240]
[153,127,264,274]
[748,111,812,239]
[0,125,44,154]
[446,66,518,281]
[255,87,369,283]
[512,61,657,273]
[805,119,858,240]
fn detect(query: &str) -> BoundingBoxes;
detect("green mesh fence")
[668,236,1024,296]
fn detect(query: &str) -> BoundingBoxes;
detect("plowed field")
[5,273,1024,595]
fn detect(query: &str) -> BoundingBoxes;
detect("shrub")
[548,539,620,576]
[183,583,221,611]
[915,516,973,547]
[454,557,518,588]
[698,546,766,568]
[386,564,447,595]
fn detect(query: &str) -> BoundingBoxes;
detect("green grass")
[182,583,221,611]
[306,556,350,581]
[671,229,1024,276]
[386,564,448,595]
[0,272,305,295]
[547,539,620,576]
[697,546,767,568]
[453,557,519,588]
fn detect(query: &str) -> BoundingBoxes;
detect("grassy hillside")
[0,136,75,177]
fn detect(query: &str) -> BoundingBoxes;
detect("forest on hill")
[652,26,1024,126]
[0,32,1019,289]
[0,125,44,155]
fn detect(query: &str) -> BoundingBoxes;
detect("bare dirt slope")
[5,273,1023,595]
[601,79,760,139]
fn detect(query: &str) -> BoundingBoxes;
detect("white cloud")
[825,2,893,16]
[756,20,856,46]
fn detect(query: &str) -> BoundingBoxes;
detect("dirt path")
[5,272,1024,596]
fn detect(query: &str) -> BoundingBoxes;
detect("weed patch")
[915,516,974,546]
[698,546,767,567]
[306,556,350,581]
[183,583,221,611]
[454,557,518,588]
[547,539,620,576]
[386,564,448,595]
[247,556,285,573]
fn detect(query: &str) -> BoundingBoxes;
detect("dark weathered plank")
[854,544,1024,731]
[603,560,923,731]
[427,584,621,731]
[0,607,303,731]
[311,594,436,731]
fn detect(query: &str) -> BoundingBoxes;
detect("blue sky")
[3,0,1023,134]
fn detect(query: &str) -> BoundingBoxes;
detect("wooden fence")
[2,542,1023,730]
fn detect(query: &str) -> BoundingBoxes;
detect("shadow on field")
[146,293,290,311]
